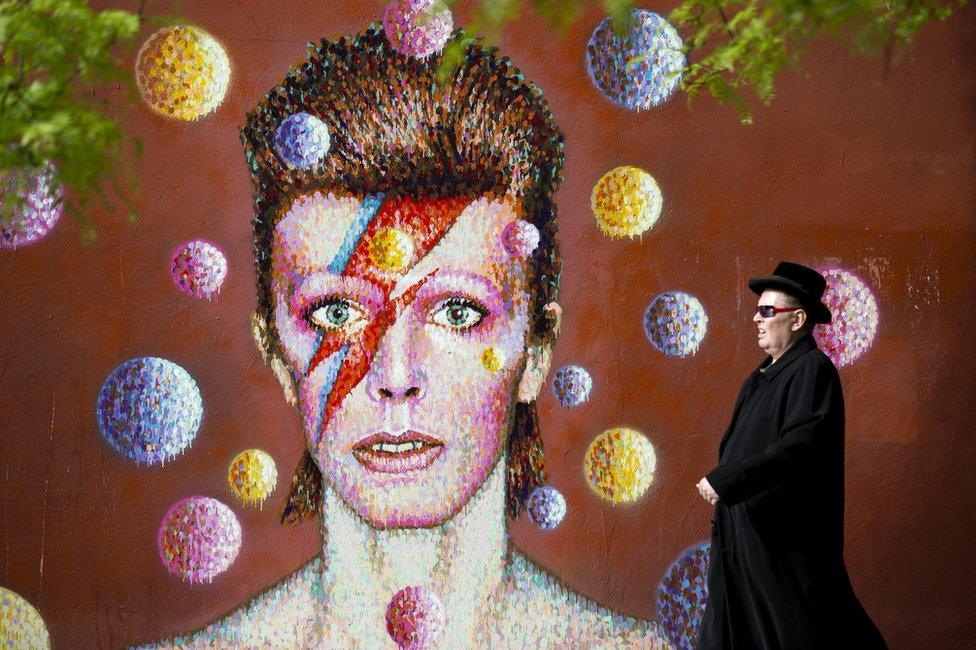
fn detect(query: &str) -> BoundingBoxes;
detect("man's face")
[270,192,534,528]
[753,289,803,359]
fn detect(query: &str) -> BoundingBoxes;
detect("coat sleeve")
[705,355,840,506]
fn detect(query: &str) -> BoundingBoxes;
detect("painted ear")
[251,310,298,406]
[517,301,561,403]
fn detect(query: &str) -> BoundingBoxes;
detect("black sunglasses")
[756,305,800,318]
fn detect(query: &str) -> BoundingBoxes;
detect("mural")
[3,0,973,648]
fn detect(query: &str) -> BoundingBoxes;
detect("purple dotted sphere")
[170,240,227,300]
[527,486,567,530]
[157,496,242,584]
[657,541,711,650]
[383,0,453,59]
[502,219,540,257]
[814,268,880,367]
[0,162,63,250]
[586,9,685,110]
[385,586,446,649]
[96,357,203,465]
[274,112,331,169]
[644,291,708,357]
[551,364,593,407]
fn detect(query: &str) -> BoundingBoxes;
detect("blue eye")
[431,298,487,331]
[307,298,368,332]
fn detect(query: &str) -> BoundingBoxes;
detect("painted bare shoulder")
[492,550,672,649]
[131,558,324,649]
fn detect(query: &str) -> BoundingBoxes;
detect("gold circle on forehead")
[368,227,415,272]
[584,427,657,504]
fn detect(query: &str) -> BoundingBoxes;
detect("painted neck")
[318,459,509,644]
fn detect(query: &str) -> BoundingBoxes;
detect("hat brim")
[748,276,832,324]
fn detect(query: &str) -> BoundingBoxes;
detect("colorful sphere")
[157,496,242,584]
[585,427,657,503]
[815,268,880,367]
[502,219,540,257]
[385,585,446,649]
[0,163,63,250]
[135,25,231,120]
[591,166,663,238]
[369,227,414,272]
[274,112,331,168]
[0,587,49,649]
[96,357,203,465]
[644,291,708,357]
[170,240,228,300]
[657,541,711,650]
[383,0,454,59]
[527,485,567,530]
[586,9,685,110]
[228,449,278,506]
[481,347,505,373]
[551,364,593,408]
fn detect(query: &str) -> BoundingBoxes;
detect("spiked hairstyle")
[240,25,564,524]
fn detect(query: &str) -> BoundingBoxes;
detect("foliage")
[0,0,141,241]
[443,0,968,123]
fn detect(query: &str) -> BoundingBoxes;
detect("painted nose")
[367,317,426,402]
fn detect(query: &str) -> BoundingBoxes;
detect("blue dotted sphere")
[274,112,331,169]
[551,364,593,407]
[657,541,711,650]
[644,291,708,357]
[586,9,685,110]
[527,486,567,530]
[96,357,203,465]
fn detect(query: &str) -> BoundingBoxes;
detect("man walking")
[695,262,886,649]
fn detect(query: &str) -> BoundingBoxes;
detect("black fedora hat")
[748,261,832,324]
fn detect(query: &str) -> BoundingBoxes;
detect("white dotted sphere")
[502,219,540,257]
[644,291,708,357]
[170,240,228,300]
[815,268,880,367]
[527,486,567,530]
[383,0,454,59]
[274,112,331,169]
[551,364,593,407]
[586,9,685,110]
[96,357,203,465]
[385,585,446,649]
[0,163,63,250]
[157,496,242,584]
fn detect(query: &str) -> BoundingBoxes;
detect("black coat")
[696,334,886,650]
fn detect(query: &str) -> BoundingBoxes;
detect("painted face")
[271,192,533,528]
[754,289,803,359]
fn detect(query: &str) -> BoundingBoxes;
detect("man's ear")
[517,302,561,403]
[251,310,298,406]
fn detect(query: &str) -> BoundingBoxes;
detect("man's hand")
[697,477,720,505]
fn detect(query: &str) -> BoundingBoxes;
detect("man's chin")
[335,480,468,530]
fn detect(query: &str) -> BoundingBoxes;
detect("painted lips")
[352,430,444,474]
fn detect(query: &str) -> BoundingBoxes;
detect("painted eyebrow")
[289,272,385,314]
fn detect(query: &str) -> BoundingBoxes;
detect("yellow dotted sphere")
[228,449,278,506]
[591,166,663,239]
[481,347,505,372]
[0,587,49,649]
[584,427,657,504]
[368,227,414,272]
[135,25,231,120]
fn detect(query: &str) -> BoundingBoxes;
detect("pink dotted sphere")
[527,485,567,530]
[551,364,593,407]
[382,0,453,59]
[170,240,227,299]
[815,268,879,367]
[157,496,242,584]
[0,162,63,250]
[385,586,446,649]
[502,219,540,257]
